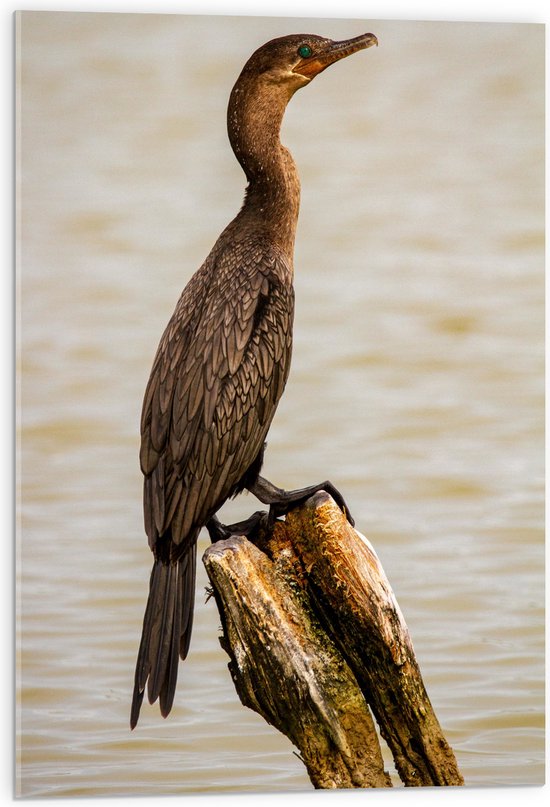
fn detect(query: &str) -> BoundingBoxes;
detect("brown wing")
[140,237,294,559]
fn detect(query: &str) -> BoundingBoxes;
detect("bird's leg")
[248,475,355,527]
[206,511,268,544]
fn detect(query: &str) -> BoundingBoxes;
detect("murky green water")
[17,11,544,797]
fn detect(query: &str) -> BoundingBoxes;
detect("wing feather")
[141,237,294,555]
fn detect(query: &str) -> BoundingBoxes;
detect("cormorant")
[131,32,378,729]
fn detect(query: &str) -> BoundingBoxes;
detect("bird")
[130,31,378,729]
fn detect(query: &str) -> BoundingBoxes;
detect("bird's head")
[240,32,378,95]
[228,32,378,184]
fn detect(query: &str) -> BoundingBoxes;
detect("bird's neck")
[228,78,301,258]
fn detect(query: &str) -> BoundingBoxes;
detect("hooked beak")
[292,33,378,80]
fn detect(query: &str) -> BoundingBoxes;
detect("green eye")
[298,45,312,58]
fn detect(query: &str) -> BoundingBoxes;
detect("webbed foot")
[248,476,355,527]
[206,510,269,544]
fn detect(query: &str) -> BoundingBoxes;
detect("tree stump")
[203,491,463,789]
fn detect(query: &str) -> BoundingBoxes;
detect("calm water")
[16,11,544,797]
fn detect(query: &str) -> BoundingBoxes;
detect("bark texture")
[203,492,463,788]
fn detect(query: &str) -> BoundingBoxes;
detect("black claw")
[267,504,284,527]
[206,516,231,543]
[322,482,355,527]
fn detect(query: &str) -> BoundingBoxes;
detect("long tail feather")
[130,544,197,729]
[159,569,181,717]
[180,543,197,659]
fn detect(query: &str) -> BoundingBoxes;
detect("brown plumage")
[131,32,378,729]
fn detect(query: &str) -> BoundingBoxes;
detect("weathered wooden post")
[203,491,463,789]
